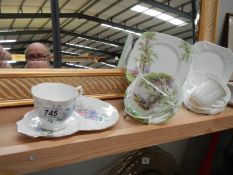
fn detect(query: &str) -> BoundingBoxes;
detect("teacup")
[31,83,83,131]
[189,78,226,108]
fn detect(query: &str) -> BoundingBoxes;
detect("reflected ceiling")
[0,0,195,66]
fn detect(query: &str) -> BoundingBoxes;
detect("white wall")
[217,0,233,80]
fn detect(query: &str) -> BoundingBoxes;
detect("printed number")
[44,110,58,116]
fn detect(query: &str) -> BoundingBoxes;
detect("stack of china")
[183,41,233,114]
[124,32,193,124]
[124,73,183,124]
[183,72,231,114]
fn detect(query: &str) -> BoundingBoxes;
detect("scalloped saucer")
[76,96,119,131]
[16,110,81,138]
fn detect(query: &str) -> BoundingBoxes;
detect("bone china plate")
[76,96,119,131]
[192,41,233,83]
[16,110,81,138]
[126,32,193,85]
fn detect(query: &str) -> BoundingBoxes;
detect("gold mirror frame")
[0,0,219,107]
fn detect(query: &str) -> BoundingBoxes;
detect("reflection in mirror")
[0,0,199,69]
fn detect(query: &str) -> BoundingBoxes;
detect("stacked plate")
[124,32,193,124]
[183,41,233,114]
[183,72,231,114]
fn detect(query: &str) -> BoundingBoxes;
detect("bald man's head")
[25,43,51,61]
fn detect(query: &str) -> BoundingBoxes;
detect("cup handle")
[76,86,83,95]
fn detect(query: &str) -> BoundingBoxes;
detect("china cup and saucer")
[182,72,231,114]
[16,83,119,138]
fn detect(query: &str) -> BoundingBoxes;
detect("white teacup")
[189,78,226,108]
[31,83,83,131]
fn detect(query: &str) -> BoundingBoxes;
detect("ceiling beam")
[0,40,51,45]
[0,13,144,34]
[0,29,123,47]
[138,0,192,20]
[0,30,51,36]
[61,30,124,47]
[61,43,119,57]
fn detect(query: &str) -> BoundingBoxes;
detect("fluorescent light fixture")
[62,51,80,55]
[3,47,11,50]
[101,24,141,36]
[66,43,98,50]
[195,13,200,25]
[144,9,161,17]
[131,5,148,12]
[100,62,116,68]
[7,60,16,63]
[157,13,174,21]
[131,5,187,26]
[169,18,187,26]
[66,63,93,69]
[77,36,119,47]
[0,39,16,43]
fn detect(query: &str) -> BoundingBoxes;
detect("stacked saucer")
[124,72,183,124]
[182,41,233,114]
[183,72,231,114]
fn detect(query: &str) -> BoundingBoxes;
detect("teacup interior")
[32,83,78,101]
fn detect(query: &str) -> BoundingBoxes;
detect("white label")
[141,157,150,165]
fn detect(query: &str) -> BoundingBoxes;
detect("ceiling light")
[62,51,80,55]
[169,18,187,26]
[101,24,141,36]
[195,13,200,25]
[0,39,16,43]
[3,47,11,50]
[131,5,187,26]
[131,5,148,12]
[77,36,119,47]
[100,62,116,68]
[7,60,16,63]
[66,63,93,69]
[144,9,161,17]
[66,43,98,50]
[157,14,174,21]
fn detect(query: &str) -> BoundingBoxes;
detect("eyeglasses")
[26,54,50,61]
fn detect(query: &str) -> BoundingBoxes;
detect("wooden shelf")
[0,99,233,174]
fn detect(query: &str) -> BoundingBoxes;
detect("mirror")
[0,0,203,69]
[0,0,219,107]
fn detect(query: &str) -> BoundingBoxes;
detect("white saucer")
[192,41,233,83]
[17,110,81,138]
[182,72,231,114]
[76,96,119,131]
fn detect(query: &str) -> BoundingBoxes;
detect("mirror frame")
[0,0,219,107]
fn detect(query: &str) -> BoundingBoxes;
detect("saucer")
[76,96,119,131]
[182,72,231,114]
[192,41,233,83]
[124,72,183,124]
[16,110,81,138]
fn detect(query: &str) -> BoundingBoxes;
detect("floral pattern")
[133,73,176,111]
[76,103,108,122]
[126,32,193,82]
